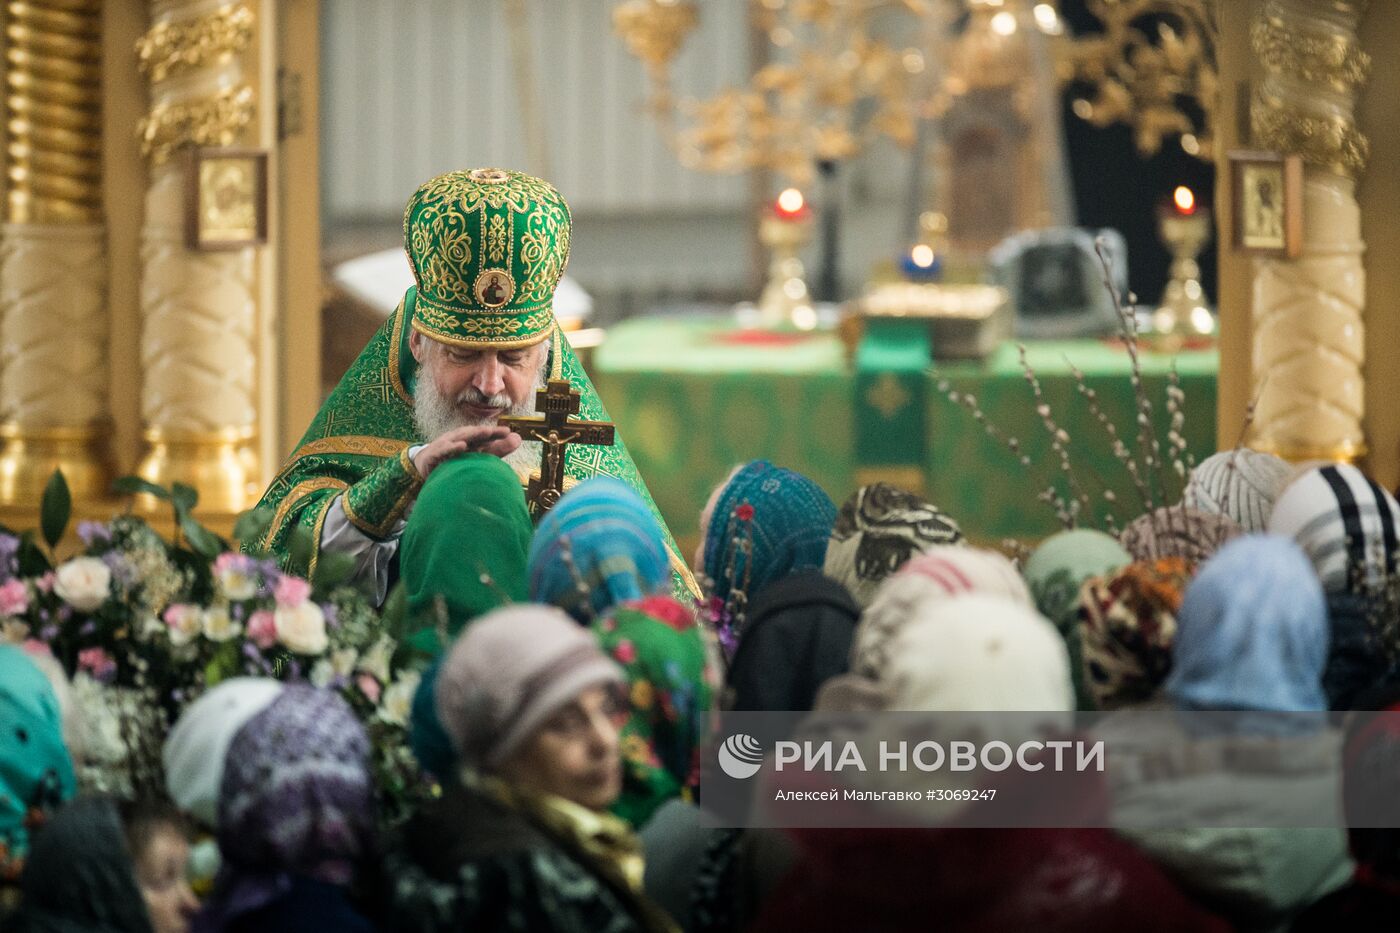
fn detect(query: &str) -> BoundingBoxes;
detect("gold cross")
[360,367,395,403]
[499,378,616,516]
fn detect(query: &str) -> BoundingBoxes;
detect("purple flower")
[77,521,112,547]
[0,533,18,579]
[241,642,261,660]
[40,624,58,640]
[78,620,95,636]
[322,602,339,629]
[101,552,139,588]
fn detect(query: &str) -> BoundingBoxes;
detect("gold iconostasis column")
[0,0,109,503]
[134,0,258,512]
[1250,0,1370,461]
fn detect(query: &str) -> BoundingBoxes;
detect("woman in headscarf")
[195,685,377,933]
[1118,505,1240,565]
[696,460,841,664]
[400,453,534,780]
[1268,463,1400,709]
[1077,557,1192,711]
[0,644,75,886]
[399,452,533,645]
[529,477,715,828]
[387,605,676,932]
[1109,535,1352,930]
[822,482,962,608]
[1183,447,1294,533]
[163,678,286,830]
[695,461,852,712]
[1022,528,1131,710]
[848,544,1031,682]
[743,595,1230,933]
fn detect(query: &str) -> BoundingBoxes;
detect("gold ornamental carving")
[137,84,255,165]
[135,2,254,84]
[1249,14,1369,91]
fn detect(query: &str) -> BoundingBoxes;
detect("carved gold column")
[134,0,258,512]
[0,0,108,503]
[1250,0,1370,461]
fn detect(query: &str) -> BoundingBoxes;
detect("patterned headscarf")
[823,483,962,608]
[1118,506,1241,565]
[0,645,75,869]
[198,685,373,933]
[1167,535,1329,712]
[852,546,1031,680]
[530,477,671,622]
[15,796,153,933]
[1022,530,1131,708]
[1078,558,1193,710]
[700,460,837,637]
[592,596,713,828]
[1184,448,1294,533]
[1268,463,1400,594]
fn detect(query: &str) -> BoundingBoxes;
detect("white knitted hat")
[1183,448,1294,533]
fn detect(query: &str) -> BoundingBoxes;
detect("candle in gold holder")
[755,188,817,331]
[1148,185,1215,347]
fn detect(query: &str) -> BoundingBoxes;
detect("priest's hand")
[412,425,522,479]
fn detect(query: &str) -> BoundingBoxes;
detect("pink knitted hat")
[434,605,624,769]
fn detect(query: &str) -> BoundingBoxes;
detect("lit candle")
[1172,185,1197,216]
[773,187,810,221]
[899,242,941,282]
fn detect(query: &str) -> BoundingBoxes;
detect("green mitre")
[405,167,570,349]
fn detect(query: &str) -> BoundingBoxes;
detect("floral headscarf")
[593,596,714,828]
[823,483,962,608]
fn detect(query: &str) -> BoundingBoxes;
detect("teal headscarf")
[701,460,837,610]
[529,477,670,622]
[399,453,532,648]
[0,645,75,864]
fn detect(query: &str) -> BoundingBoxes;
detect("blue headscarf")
[1167,534,1329,712]
[0,645,75,863]
[529,477,671,622]
[701,460,838,611]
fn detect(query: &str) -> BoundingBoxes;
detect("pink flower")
[274,575,312,608]
[163,604,201,647]
[20,639,51,658]
[77,647,116,682]
[356,673,381,704]
[0,579,28,616]
[613,640,637,664]
[246,610,277,649]
[34,572,55,594]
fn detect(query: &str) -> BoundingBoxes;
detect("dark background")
[1058,0,1217,306]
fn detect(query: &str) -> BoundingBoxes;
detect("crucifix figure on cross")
[499,378,616,516]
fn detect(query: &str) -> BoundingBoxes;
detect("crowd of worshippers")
[7,448,1400,932]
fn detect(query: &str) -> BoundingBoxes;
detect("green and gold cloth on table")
[247,167,698,597]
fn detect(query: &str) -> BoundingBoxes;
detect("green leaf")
[40,470,71,550]
[180,517,224,560]
[232,506,275,548]
[380,582,409,640]
[284,527,316,578]
[171,482,199,519]
[17,531,52,576]
[111,475,171,500]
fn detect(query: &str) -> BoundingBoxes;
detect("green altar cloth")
[592,316,1218,545]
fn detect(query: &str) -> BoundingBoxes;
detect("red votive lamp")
[773,187,810,222]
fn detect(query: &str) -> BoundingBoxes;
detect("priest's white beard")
[413,361,544,475]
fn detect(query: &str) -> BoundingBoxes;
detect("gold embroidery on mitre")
[473,268,515,309]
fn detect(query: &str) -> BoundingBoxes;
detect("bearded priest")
[248,168,698,605]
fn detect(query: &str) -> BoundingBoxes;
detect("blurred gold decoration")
[1061,0,1218,160]
[0,0,111,507]
[135,2,254,84]
[613,0,933,185]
